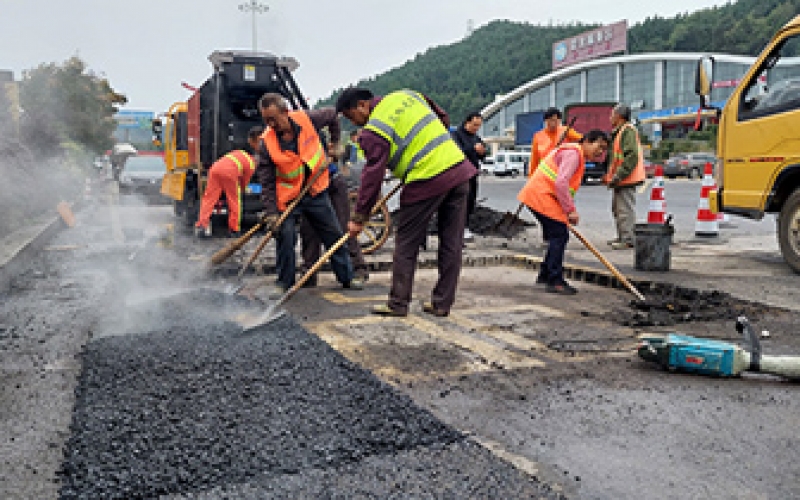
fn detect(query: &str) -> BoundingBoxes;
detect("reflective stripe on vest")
[535,159,578,197]
[224,150,254,176]
[364,90,465,183]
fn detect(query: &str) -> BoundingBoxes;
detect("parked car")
[644,159,663,178]
[583,160,606,184]
[488,151,529,177]
[479,157,495,175]
[663,152,717,179]
[118,153,167,200]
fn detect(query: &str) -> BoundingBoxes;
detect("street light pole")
[238,1,269,52]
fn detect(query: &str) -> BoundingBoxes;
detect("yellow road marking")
[320,292,385,304]
[401,315,545,370]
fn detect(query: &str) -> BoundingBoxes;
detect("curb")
[0,200,84,293]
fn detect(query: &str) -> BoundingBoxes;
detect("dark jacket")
[450,126,487,171]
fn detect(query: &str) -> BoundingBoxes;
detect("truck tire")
[778,188,800,273]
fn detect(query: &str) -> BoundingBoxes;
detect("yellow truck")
[696,15,800,273]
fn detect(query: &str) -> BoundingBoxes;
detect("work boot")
[535,273,548,285]
[422,301,449,317]
[545,282,578,295]
[610,240,634,250]
[606,238,621,246]
[195,225,212,238]
[343,277,366,290]
[371,304,407,317]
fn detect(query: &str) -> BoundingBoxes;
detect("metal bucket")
[635,223,674,271]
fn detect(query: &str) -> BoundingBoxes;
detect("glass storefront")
[586,65,616,102]
[504,97,524,129]
[621,61,655,110]
[527,86,550,112]
[663,60,696,108]
[555,73,581,110]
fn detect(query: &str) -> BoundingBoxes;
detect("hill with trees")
[317,0,800,123]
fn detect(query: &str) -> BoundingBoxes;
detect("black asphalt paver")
[59,290,558,499]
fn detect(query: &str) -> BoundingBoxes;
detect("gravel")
[58,290,555,499]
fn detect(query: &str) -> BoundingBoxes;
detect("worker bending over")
[195,127,261,238]
[337,87,475,317]
[529,107,582,177]
[518,130,609,294]
[256,93,363,298]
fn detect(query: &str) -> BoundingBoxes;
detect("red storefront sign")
[552,20,628,70]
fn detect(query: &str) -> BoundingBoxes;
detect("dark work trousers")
[274,190,353,289]
[301,175,368,278]
[465,174,478,226]
[389,180,469,314]
[530,209,569,286]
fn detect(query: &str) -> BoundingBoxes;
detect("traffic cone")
[647,165,667,224]
[695,162,718,237]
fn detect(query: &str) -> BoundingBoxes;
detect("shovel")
[238,183,403,331]
[568,224,646,303]
[493,117,578,237]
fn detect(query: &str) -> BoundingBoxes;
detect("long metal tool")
[568,224,646,302]
[494,116,578,236]
[240,183,403,331]
[211,162,329,267]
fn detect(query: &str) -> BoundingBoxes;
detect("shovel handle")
[568,225,646,303]
[275,182,402,308]
[238,163,331,276]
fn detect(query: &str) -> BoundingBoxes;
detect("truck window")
[175,112,189,151]
[739,33,800,121]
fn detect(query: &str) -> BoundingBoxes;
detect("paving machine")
[154,50,308,229]
[638,316,800,381]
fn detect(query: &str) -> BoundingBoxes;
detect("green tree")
[19,56,126,156]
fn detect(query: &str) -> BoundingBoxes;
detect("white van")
[486,151,530,177]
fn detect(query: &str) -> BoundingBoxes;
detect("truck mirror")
[151,119,163,146]
[695,56,715,107]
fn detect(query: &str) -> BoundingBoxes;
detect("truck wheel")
[778,188,800,273]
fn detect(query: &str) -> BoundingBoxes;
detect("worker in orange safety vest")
[195,127,261,238]
[529,107,583,177]
[517,130,609,294]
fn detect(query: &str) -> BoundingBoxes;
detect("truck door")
[722,32,800,211]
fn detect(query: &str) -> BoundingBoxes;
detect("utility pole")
[238,1,269,52]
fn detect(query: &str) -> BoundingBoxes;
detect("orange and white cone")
[695,162,718,237]
[647,165,666,224]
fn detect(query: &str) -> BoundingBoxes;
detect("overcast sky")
[1,0,728,112]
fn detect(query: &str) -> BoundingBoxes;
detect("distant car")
[663,152,716,179]
[479,157,495,175]
[119,153,167,199]
[583,160,606,184]
[644,159,663,178]
[489,151,529,177]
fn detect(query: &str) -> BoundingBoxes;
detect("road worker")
[518,130,609,294]
[337,87,475,317]
[604,103,646,250]
[195,127,261,238]
[256,93,363,298]
[529,107,582,177]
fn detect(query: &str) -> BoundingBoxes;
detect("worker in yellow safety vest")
[337,87,476,317]
[518,130,609,294]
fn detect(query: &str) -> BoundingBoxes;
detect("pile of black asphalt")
[59,289,560,499]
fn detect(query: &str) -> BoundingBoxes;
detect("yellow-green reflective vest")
[364,90,465,183]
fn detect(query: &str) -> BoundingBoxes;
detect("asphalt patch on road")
[609,284,786,327]
[392,205,534,239]
[59,290,554,499]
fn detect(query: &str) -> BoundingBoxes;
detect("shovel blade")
[233,304,287,333]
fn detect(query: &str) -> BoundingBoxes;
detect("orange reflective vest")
[529,126,582,177]
[605,123,645,186]
[262,111,330,211]
[517,143,585,224]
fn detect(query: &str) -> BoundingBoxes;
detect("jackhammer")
[638,316,800,381]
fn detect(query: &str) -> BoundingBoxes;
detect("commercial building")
[481,52,800,147]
